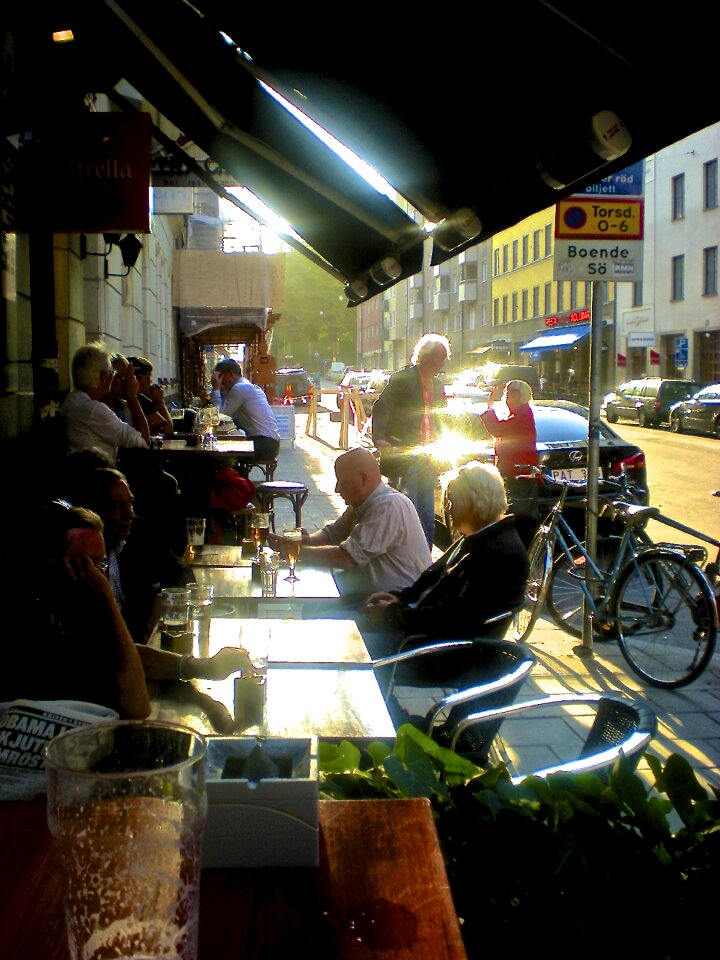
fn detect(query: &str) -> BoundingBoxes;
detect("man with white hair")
[60,342,150,463]
[371,333,450,549]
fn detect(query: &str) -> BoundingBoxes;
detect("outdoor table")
[150,617,395,743]
[0,797,467,960]
[193,564,341,600]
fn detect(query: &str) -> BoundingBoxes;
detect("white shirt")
[60,389,147,462]
[324,483,432,596]
[221,378,280,440]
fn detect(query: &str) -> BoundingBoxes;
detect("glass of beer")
[46,720,207,960]
[282,525,303,582]
[250,512,270,558]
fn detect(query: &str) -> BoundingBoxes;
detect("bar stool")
[253,480,309,531]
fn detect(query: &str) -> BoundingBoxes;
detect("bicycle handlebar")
[513,464,630,494]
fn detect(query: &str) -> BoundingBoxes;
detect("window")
[556,281,564,311]
[544,282,552,314]
[544,223,552,257]
[532,285,540,317]
[481,304,487,327]
[570,282,577,310]
[704,159,718,210]
[522,234,529,265]
[521,289,528,320]
[671,174,685,221]
[671,255,684,301]
[493,248,500,276]
[502,244,509,273]
[511,291,518,321]
[493,298,500,325]
[502,295,508,323]
[632,281,643,307]
[533,229,541,261]
[703,246,718,295]
[460,261,477,281]
[467,308,476,330]
[481,260,488,282]
[512,239,518,270]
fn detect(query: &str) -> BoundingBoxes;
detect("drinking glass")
[259,549,280,597]
[160,587,191,637]
[188,582,215,612]
[282,526,302,582]
[185,517,206,558]
[45,720,207,960]
[249,512,270,558]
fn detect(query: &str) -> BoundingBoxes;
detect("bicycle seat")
[607,501,660,527]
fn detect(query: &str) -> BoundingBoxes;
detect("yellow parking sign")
[555,197,643,240]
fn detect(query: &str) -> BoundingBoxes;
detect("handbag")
[209,465,256,511]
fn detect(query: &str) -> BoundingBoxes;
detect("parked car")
[604,377,702,427]
[359,371,392,417]
[274,367,313,406]
[668,384,720,437]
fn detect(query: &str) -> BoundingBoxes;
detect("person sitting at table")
[128,355,174,436]
[357,460,529,658]
[60,342,150,462]
[2,501,250,733]
[69,466,193,645]
[270,447,432,601]
[214,357,281,461]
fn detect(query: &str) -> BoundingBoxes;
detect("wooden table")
[152,618,395,743]
[0,797,467,959]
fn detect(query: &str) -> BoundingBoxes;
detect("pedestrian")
[370,333,450,549]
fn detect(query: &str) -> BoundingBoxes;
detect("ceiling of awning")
[5,2,720,306]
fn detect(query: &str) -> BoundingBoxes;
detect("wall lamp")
[79,233,143,277]
[432,208,483,253]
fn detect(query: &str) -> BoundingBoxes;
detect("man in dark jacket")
[371,333,450,549]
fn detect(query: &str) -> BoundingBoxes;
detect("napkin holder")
[203,736,318,868]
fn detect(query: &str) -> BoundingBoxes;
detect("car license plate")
[552,467,589,482]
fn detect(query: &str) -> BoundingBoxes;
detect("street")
[603,420,720,547]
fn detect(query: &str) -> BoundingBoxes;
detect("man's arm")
[147,385,174,435]
[123,368,152,446]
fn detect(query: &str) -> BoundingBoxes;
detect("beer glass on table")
[282,525,302,582]
[250,512,270,559]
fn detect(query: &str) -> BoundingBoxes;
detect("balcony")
[433,292,450,311]
[458,280,477,303]
[409,300,424,320]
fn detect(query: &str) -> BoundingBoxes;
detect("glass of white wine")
[282,525,303,582]
[250,512,270,558]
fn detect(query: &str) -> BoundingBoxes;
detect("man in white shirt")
[60,343,149,463]
[214,358,280,460]
[272,447,432,600]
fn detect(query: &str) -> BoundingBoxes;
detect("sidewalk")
[266,408,720,793]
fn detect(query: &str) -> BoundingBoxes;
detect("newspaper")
[0,699,119,801]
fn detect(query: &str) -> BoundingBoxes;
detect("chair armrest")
[374,640,476,698]
[425,656,536,732]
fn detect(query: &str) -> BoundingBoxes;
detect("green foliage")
[318,724,720,960]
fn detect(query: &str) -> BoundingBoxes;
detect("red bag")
[209,466,255,511]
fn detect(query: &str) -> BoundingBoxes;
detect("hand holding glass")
[282,526,302,582]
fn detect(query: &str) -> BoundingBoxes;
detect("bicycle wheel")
[546,539,618,639]
[513,530,553,642]
[610,549,717,688]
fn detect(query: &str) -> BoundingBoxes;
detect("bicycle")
[513,469,718,689]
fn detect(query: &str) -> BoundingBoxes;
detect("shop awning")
[520,324,591,352]
[467,340,512,356]
[6,3,720,304]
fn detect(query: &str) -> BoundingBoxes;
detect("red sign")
[617,353,627,367]
[650,350,661,366]
[16,113,151,233]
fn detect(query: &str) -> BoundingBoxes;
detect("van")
[329,361,346,381]
[605,377,702,427]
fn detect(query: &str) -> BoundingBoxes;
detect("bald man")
[271,447,431,599]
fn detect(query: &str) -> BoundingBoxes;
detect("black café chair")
[448,692,658,782]
[374,630,536,766]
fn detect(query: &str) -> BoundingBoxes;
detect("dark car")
[604,377,702,428]
[274,368,313,406]
[669,384,720,437]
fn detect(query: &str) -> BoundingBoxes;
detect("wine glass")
[282,525,302,582]
[250,512,270,559]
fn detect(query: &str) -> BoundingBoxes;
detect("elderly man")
[273,447,431,601]
[214,357,280,460]
[60,342,150,462]
[370,332,450,549]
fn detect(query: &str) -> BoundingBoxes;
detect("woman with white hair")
[480,378,539,545]
[359,461,528,651]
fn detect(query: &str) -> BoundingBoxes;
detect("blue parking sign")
[674,336,688,367]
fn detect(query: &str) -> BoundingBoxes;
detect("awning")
[520,324,591,352]
[6,3,720,304]
[467,340,512,355]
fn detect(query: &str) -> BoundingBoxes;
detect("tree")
[272,253,356,370]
